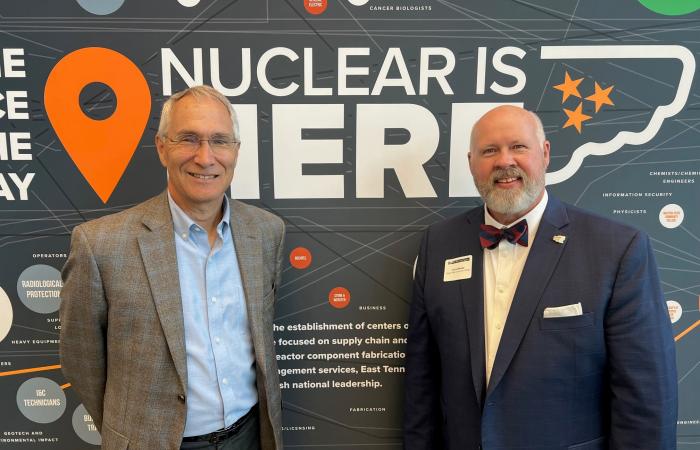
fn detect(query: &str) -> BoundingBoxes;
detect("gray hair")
[157,85,240,141]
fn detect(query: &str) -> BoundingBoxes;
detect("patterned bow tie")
[479,219,528,249]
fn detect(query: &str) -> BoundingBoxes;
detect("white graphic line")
[540,45,695,185]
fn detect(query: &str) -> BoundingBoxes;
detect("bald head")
[467,105,550,224]
[470,105,546,153]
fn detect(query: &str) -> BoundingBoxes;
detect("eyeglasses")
[164,133,240,153]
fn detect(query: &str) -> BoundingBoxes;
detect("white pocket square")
[543,302,583,318]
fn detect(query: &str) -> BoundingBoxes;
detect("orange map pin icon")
[44,47,151,203]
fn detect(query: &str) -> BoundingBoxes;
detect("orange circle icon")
[290,247,312,269]
[304,0,327,14]
[44,47,151,204]
[328,287,350,309]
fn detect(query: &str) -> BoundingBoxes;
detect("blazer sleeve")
[403,228,444,450]
[59,225,107,431]
[274,218,285,296]
[606,230,677,449]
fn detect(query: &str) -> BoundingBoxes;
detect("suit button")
[178,394,186,402]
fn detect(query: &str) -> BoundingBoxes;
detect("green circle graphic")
[639,0,700,15]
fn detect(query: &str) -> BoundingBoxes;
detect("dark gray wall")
[0,0,698,448]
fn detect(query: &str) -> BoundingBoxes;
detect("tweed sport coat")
[60,192,285,450]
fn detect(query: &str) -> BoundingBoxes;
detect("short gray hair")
[157,85,240,141]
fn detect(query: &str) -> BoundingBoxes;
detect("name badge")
[444,255,472,282]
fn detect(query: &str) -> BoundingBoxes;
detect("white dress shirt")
[483,190,548,384]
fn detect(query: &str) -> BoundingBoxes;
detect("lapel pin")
[552,235,567,244]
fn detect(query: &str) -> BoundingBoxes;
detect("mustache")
[489,167,525,183]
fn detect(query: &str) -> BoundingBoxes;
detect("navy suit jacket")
[404,196,677,450]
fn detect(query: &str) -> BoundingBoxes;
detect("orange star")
[585,82,614,112]
[562,103,592,133]
[553,71,583,103]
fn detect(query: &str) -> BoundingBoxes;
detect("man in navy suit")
[403,105,677,450]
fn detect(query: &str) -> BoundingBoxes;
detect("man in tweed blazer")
[60,85,284,450]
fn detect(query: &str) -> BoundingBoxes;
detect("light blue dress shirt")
[168,193,258,437]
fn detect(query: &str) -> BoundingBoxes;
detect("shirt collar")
[484,189,549,238]
[167,192,230,241]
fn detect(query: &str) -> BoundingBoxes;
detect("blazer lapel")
[137,192,188,393]
[486,196,570,396]
[229,200,267,369]
[459,207,487,408]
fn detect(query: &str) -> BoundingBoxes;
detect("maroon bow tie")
[479,219,528,249]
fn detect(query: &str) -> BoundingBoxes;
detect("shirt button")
[181,233,187,239]
[212,296,217,303]
[222,378,228,385]
[215,337,220,344]
[496,323,502,330]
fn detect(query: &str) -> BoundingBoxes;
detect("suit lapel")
[229,200,267,368]
[459,208,487,408]
[137,192,188,393]
[486,196,569,396]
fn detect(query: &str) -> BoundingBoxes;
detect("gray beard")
[475,167,544,220]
